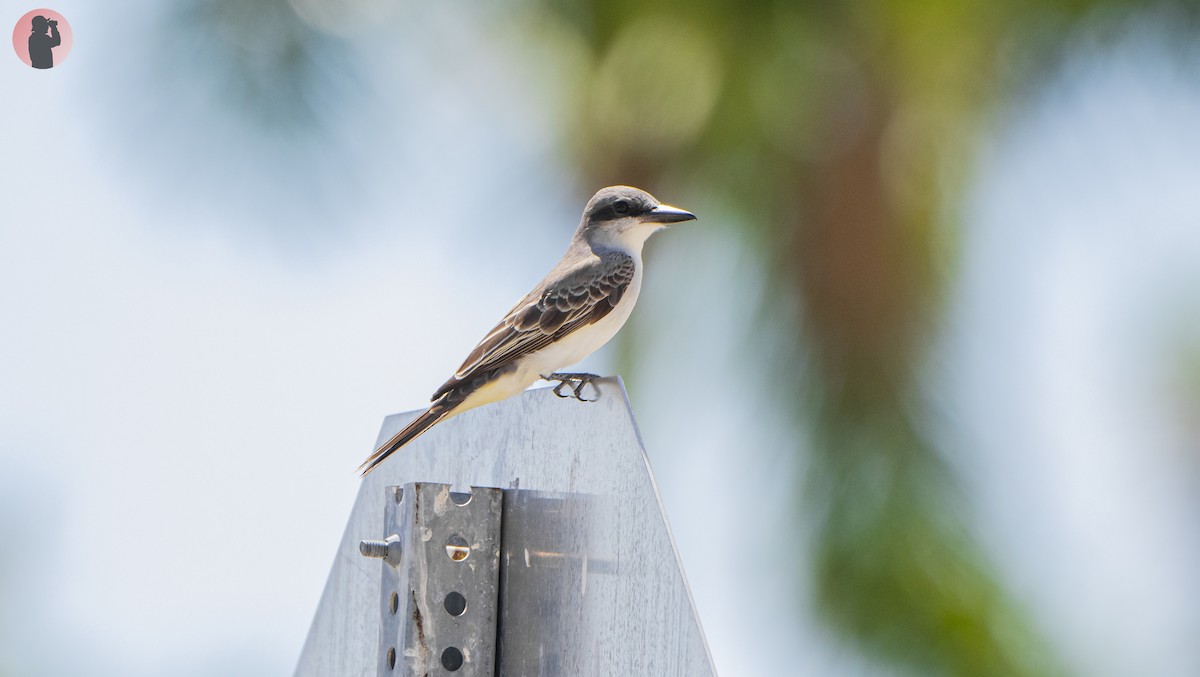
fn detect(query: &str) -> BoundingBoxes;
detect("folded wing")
[432,251,636,400]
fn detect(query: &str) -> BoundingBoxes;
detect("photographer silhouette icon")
[12,9,72,69]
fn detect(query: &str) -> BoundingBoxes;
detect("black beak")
[643,204,697,224]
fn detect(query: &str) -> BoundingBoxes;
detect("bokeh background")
[3,1,1200,675]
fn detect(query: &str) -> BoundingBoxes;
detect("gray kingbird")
[358,185,695,475]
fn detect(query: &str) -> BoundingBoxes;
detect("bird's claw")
[543,372,601,402]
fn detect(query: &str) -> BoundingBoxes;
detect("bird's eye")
[613,199,630,215]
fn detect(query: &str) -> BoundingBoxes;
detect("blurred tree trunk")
[796,70,1052,675]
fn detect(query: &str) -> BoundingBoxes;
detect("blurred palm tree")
[507,0,1187,674]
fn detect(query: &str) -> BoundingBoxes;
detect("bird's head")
[579,185,695,252]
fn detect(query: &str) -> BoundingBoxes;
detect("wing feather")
[538,306,568,332]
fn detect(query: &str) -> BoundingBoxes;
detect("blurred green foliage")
[511,0,1195,674]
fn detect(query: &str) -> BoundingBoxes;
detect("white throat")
[586,218,665,255]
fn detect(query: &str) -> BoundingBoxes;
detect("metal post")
[296,379,717,677]
[361,482,503,676]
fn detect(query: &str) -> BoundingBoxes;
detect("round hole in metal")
[444,591,467,617]
[441,646,464,671]
[445,535,470,562]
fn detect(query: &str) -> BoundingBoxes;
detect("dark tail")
[358,403,452,476]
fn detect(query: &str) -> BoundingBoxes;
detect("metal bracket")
[494,490,615,675]
[360,483,503,676]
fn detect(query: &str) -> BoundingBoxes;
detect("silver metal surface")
[295,377,716,677]
[372,483,502,676]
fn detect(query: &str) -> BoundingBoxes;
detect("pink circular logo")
[12,9,72,69]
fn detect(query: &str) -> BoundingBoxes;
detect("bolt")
[359,535,403,566]
[360,540,390,557]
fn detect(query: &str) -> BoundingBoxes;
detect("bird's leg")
[572,378,598,402]
[542,372,602,402]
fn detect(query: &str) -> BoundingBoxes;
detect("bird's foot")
[542,372,602,402]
